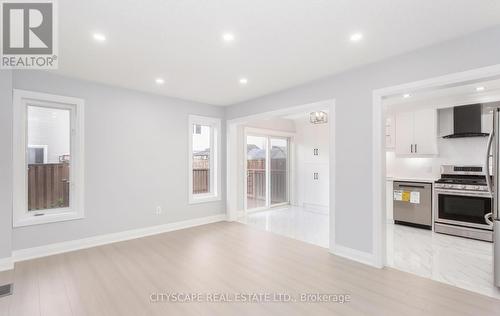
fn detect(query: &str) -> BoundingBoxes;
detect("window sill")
[13,211,84,228]
[189,195,221,205]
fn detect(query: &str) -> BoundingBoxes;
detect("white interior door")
[303,163,329,208]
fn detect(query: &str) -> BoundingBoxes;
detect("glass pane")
[270,138,288,205]
[192,124,211,194]
[27,106,71,211]
[438,194,490,224]
[246,136,267,209]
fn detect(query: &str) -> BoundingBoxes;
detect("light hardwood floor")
[0,221,499,315]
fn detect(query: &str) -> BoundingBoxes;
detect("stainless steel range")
[434,165,493,242]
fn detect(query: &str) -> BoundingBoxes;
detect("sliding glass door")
[246,136,267,209]
[270,138,288,205]
[246,135,289,211]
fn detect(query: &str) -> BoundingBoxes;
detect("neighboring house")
[247,145,287,170]
[193,148,210,169]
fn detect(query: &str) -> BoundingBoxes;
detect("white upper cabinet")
[395,111,414,155]
[395,109,438,156]
[413,109,438,155]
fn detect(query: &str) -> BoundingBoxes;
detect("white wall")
[10,71,226,251]
[293,116,329,209]
[225,26,500,255]
[0,71,13,261]
[245,117,296,133]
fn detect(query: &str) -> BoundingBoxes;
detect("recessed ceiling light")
[222,33,235,42]
[155,78,165,85]
[93,33,106,42]
[403,93,411,98]
[239,78,248,85]
[349,32,363,42]
[476,86,485,92]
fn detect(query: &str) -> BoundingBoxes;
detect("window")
[13,90,84,227]
[188,115,221,203]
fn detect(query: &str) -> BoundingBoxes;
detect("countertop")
[386,175,438,183]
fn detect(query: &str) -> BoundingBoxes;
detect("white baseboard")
[11,213,227,264]
[0,257,14,272]
[330,244,377,268]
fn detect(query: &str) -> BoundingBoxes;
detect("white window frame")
[13,89,85,227]
[188,115,221,204]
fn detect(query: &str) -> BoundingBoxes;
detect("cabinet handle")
[411,144,413,153]
[415,144,417,153]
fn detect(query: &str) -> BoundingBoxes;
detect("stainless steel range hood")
[442,104,489,138]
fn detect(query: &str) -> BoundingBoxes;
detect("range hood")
[442,104,489,138]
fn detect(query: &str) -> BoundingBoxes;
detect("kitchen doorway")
[373,64,500,299]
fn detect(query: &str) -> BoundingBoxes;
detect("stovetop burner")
[435,165,490,192]
[435,177,487,185]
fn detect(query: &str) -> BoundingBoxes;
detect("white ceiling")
[52,0,500,106]
[384,78,500,113]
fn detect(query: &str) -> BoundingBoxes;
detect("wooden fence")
[246,169,287,204]
[28,163,70,211]
[193,169,210,194]
[270,170,287,203]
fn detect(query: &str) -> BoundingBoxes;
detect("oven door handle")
[485,212,493,226]
[434,189,492,198]
[397,184,426,189]
[485,131,494,195]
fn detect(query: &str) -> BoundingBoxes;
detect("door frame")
[243,129,292,213]
[372,64,500,268]
[226,99,335,251]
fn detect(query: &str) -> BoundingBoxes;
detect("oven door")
[435,189,493,230]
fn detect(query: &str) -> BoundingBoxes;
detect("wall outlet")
[155,206,162,215]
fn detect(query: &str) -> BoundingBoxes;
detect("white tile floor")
[241,205,500,299]
[386,221,500,299]
[240,205,329,248]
